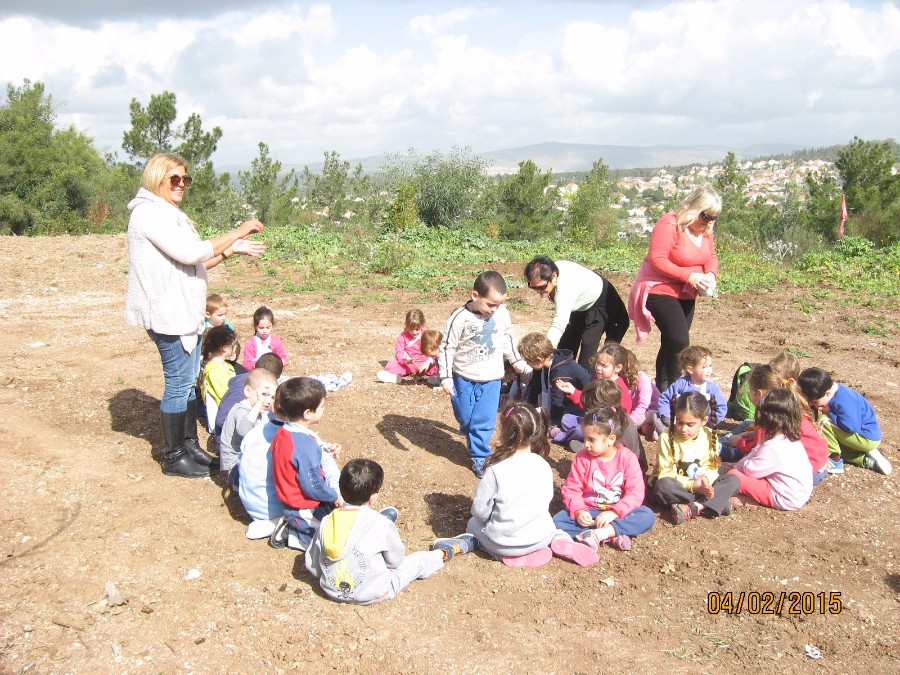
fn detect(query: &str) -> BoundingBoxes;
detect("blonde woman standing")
[125,152,266,478]
[627,187,721,392]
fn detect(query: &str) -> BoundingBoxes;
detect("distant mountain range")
[239,141,806,176]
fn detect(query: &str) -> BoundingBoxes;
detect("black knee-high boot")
[161,411,209,478]
[184,398,217,468]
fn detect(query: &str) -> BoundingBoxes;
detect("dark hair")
[339,458,384,506]
[581,405,628,439]
[488,401,550,469]
[671,391,717,458]
[254,352,284,379]
[581,378,622,410]
[749,365,814,421]
[201,325,237,361]
[797,367,833,401]
[252,306,275,329]
[678,345,712,373]
[274,376,326,422]
[473,270,507,296]
[524,255,559,284]
[755,387,802,442]
[596,342,638,389]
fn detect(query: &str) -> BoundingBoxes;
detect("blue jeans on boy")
[451,375,501,470]
[552,506,656,539]
[147,330,202,414]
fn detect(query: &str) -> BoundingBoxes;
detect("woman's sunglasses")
[528,281,550,292]
[699,211,717,223]
[168,174,193,188]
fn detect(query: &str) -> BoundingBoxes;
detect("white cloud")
[1,0,898,166]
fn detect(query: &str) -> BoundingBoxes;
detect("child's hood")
[322,509,362,560]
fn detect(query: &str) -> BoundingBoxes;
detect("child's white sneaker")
[377,370,401,384]
[863,449,892,475]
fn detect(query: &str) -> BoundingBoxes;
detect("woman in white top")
[125,152,266,477]
[524,256,629,370]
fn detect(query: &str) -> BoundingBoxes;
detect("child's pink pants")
[727,469,777,508]
[385,359,437,377]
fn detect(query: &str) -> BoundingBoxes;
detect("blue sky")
[1,1,897,167]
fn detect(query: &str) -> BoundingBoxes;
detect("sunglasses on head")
[168,174,193,188]
[699,211,717,223]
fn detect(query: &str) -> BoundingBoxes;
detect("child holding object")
[306,459,454,605]
[464,402,599,568]
[797,367,891,475]
[438,271,527,477]
[552,406,656,553]
[518,332,593,431]
[377,309,442,385]
[654,346,727,433]
[727,388,813,511]
[650,392,739,525]
[243,306,288,369]
[218,368,278,486]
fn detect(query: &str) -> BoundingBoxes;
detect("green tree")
[713,151,750,237]
[384,182,419,231]
[497,159,554,236]
[121,91,222,169]
[567,158,617,246]
[801,170,842,241]
[382,147,488,229]
[0,79,107,234]
[302,151,372,222]
[835,136,899,213]
[239,142,299,225]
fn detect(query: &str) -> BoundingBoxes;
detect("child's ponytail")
[488,401,549,469]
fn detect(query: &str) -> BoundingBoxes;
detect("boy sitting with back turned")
[306,458,473,604]
[269,377,343,551]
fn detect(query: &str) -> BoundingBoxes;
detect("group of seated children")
[199,297,289,433]
[376,309,443,386]
[214,272,889,606]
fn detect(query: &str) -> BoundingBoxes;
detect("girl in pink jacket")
[377,309,441,384]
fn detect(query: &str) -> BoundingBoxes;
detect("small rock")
[186,569,201,580]
[105,582,126,607]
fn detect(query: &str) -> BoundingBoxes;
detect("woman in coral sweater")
[627,187,721,392]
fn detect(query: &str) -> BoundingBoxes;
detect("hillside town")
[555,157,840,233]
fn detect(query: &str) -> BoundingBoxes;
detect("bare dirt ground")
[0,234,898,674]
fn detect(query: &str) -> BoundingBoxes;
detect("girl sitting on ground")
[555,342,633,415]
[243,306,288,369]
[463,401,599,568]
[378,309,442,385]
[650,391,739,525]
[727,388,813,511]
[552,406,656,554]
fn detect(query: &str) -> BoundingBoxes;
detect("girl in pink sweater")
[552,406,656,553]
[377,309,441,384]
[728,388,813,511]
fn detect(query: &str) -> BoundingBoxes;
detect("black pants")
[645,294,695,390]
[558,277,630,371]
[651,474,740,516]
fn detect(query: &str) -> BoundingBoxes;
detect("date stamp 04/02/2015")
[707,591,843,615]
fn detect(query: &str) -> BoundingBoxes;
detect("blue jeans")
[552,506,656,539]
[147,330,201,414]
[451,375,501,465]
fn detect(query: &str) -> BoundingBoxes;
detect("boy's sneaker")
[430,534,476,560]
[286,530,306,551]
[862,449,892,475]
[268,517,289,549]
[721,498,733,517]
[379,506,399,522]
[472,460,485,479]
[376,370,401,384]
[670,502,700,525]
[568,440,585,453]
[826,456,845,474]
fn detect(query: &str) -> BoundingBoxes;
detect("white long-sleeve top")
[438,302,522,382]
[125,188,213,337]
[546,261,605,346]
